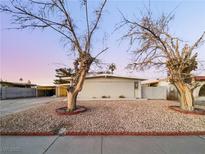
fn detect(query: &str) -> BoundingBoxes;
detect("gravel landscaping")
[0,100,205,135]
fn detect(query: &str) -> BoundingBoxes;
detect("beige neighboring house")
[142,76,205,101]
[56,74,145,100]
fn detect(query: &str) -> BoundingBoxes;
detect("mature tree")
[119,11,205,111]
[108,63,116,74]
[1,0,108,112]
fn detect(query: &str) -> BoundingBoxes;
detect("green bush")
[119,95,126,98]
[102,95,110,98]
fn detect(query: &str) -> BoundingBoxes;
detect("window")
[134,81,138,89]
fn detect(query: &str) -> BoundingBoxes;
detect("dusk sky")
[1,0,205,85]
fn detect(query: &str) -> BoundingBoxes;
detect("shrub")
[119,95,126,98]
[102,95,110,98]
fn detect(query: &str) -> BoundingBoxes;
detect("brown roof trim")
[0,81,37,86]
[194,76,205,81]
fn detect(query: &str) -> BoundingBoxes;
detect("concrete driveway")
[0,97,65,117]
[0,136,204,154]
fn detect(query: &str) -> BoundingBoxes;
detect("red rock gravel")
[0,100,205,135]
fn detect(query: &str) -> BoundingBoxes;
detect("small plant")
[119,95,126,98]
[102,95,110,98]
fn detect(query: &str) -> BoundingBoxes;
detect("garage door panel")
[78,80,135,99]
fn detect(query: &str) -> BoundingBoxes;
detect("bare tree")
[1,0,108,112]
[118,11,205,111]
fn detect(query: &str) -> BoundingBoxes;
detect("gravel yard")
[0,100,205,134]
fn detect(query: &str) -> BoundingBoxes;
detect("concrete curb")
[1,131,205,136]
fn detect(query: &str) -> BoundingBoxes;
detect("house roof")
[142,75,205,85]
[0,81,37,87]
[58,74,145,81]
[85,74,145,80]
[141,79,160,85]
[36,85,56,90]
[141,78,167,85]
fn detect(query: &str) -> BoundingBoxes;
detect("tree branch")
[86,0,107,53]
[93,47,109,59]
[189,31,205,52]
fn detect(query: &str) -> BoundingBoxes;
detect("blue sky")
[1,0,205,85]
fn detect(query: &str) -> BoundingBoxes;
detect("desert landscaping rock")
[0,100,205,134]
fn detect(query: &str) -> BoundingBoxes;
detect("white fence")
[142,86,167,100]
[0,87,36,99]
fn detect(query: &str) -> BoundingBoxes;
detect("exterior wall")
[78,78,139,99]
[142,86,167,100]
[135,81,142,99]
[56,85,67,97]
[166,84,178,100]
[144,80,205,100]
[0,87,36,99]
[158,80,205,99]
[164,81,205,99]
[199,85,205,96]
[193,81,205,98]
[158,81,169,86]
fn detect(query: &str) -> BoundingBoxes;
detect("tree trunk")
[175,82,194,111]
[67,91,77,112]
[66,69,87,112]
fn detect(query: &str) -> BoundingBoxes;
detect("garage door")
[78,79,135,99]
[142,86,167,100]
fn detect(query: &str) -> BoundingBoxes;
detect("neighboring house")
[56,74,145,99]
[142,76,205,100]
[0,81,56,99]
[0,81,37,99]
[36,86,56,97]
[56,84,67,97]
[0,81,36,88]
[141,79,169,100]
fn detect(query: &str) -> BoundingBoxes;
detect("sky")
[1,0,205,85]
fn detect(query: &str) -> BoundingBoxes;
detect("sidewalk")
[0,136,205,154]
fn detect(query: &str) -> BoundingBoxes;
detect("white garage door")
[78,78,135,99]
[142,86,167,100]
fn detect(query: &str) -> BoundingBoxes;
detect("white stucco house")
[56,74,145,99]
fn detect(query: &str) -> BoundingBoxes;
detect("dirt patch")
[56,106,87,115]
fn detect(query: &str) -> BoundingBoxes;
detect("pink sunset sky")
[1,0,205,85]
